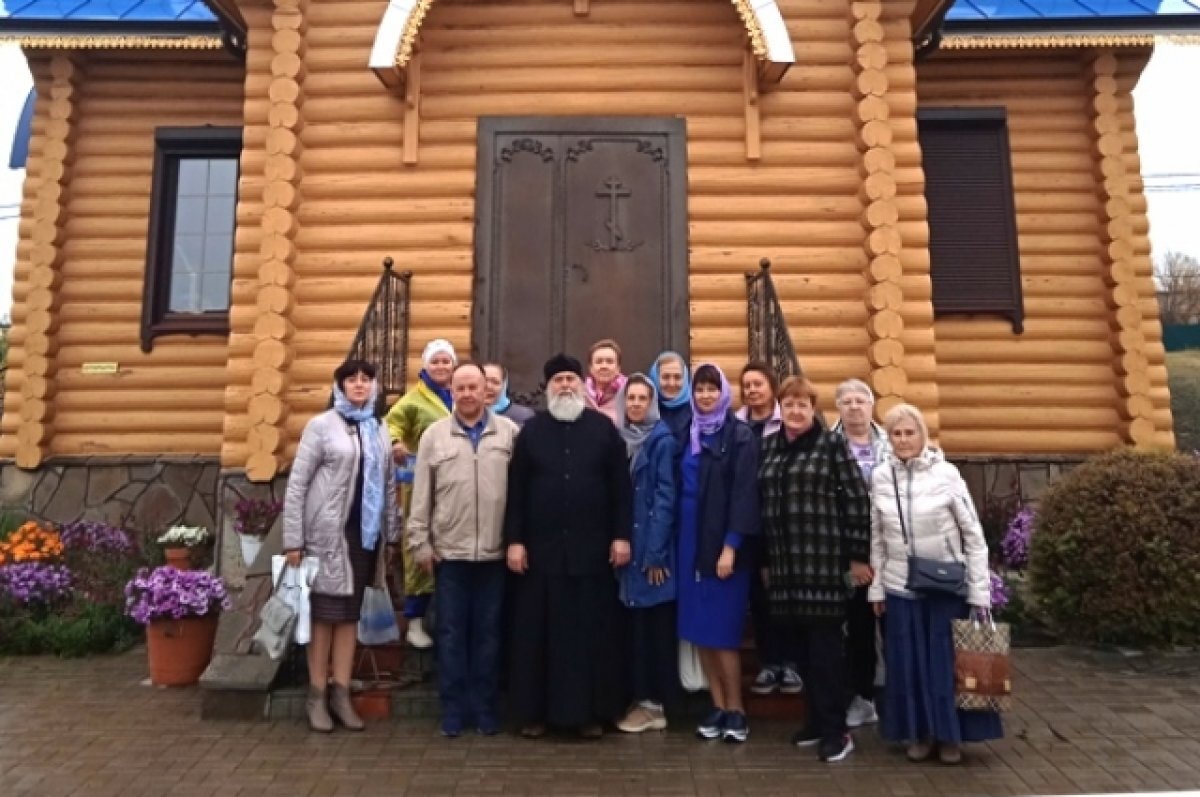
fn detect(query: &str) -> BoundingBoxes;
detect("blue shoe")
[722,711,749,744]
[441,716,463,738]
[476,715,500,736]
[696,708,725,740]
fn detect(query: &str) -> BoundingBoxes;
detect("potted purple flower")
[124,566,230,686]
[232,497,283,567]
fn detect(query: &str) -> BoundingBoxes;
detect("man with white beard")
[504,354,633,739]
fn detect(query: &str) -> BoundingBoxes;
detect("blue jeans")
[435,560,506,725]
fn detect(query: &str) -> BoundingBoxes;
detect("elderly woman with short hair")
[758,376,871,763]
[869,404,1000,765]
[284,359,399,733]
[831,378,891,730]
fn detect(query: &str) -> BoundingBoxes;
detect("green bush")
[1030,448,1200,648]
[0,600,140,657]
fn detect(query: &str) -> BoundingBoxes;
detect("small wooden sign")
[81,362,119,375]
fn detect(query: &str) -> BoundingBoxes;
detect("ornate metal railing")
[347,258,413,400]
[746,257,802,385]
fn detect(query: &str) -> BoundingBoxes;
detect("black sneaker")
[722,711,749,743]
[696,708,725,740]
[818,734,855,763]
[791,727,821,748]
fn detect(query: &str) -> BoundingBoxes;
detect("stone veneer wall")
[0,455,219,535]
[950,455,1085,536]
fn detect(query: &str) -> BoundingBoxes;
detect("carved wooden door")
[474,118,689,405]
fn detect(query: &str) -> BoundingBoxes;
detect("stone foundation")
[949,455,1084,541]
[0,455,219,538]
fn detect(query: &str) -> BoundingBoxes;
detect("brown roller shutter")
[918,107,1024,334]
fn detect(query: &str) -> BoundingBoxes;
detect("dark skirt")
[310,520,378,624]
[882,592,1003,745]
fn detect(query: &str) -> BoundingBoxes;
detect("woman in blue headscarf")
[284,359,399,733]
[676,364,760,744]
[649,351,691,446]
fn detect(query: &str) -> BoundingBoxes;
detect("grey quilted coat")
[282,409,399,597]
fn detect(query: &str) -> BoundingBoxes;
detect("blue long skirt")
[882,592,1004,745]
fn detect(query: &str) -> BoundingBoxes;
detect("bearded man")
[504,353,633,739]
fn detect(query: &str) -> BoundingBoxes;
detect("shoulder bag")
[892,466,968,598]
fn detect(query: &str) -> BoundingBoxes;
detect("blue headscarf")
[419,369,453,412]
[333,381,385,552]
[649,351,691,410]
[490,373,512,414]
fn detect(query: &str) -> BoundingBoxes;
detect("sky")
[1,42,1199,322]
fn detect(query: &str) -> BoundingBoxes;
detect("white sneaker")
[779,666,804,694]
[406,617,433,649]
[846,695,878,728]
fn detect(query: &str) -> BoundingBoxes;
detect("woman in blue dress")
[676,363,760,743]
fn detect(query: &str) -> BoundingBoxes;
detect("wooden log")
[869,365,907,397]
[15,444,48,469]
[253,340,294,369]
[247,452,282,482]
[939,429,1121,455]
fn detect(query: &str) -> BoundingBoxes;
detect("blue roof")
[9,88,35,170]
[948,0,1200,23]
[0,1,217,25]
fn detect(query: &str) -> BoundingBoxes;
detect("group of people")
[281,337,1002,765]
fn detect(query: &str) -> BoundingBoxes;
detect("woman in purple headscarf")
[676,364,761,744]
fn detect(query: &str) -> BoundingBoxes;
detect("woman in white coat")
[868,403,1001,765]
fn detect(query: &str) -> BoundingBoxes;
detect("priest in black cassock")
[504,353,634,739]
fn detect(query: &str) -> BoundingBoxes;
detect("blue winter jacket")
[618,422,678,608]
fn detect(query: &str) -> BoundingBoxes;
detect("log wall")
[916,49,1172,454]
[221,0,886,466]
[0,52,244,460]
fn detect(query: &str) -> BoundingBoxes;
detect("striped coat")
[758,427,871,622]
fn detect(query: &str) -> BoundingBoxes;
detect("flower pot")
[351,686,392,720]
[164,547,192,571]
[146,615,219,686]
[239,535,264,568]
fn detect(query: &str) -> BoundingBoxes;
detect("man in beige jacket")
[407,361,519,738]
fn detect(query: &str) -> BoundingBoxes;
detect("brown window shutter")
[918,108,1024,334]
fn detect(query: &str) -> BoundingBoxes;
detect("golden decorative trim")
[395,0,435,70]
[0,33,224,50]
[392,0,771,68]
[731,0,768,60]
[942,32,1200,49]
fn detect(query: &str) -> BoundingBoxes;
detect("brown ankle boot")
[329,684,365,731]
[306,686,333,733]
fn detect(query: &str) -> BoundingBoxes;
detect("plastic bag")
[679,639,708,692]
[270,555,317,645]
[358,582,400,645]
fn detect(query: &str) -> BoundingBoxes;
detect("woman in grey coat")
[283,359,399,733]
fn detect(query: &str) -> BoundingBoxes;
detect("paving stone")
[4,647,1200,795]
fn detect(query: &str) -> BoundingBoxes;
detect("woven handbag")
[952,618,1012,712]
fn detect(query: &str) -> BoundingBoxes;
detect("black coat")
[689,414,761,578]
[758,427,871,622]
[503,408,633,576]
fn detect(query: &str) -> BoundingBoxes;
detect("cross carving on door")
[592,176,642,252]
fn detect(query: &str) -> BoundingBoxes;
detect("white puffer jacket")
[868,447,990,607]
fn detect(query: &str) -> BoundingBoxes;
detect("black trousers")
[628,601,680,709]
[846,586,878,700]
[794,619,849,743]
[748,539,795,669]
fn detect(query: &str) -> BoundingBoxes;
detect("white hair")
[881,403,930,448]
[835,378,875,405]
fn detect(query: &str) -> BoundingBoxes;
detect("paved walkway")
[2,647,1200,796]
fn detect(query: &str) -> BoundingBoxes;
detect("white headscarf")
[422,338,457,366]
